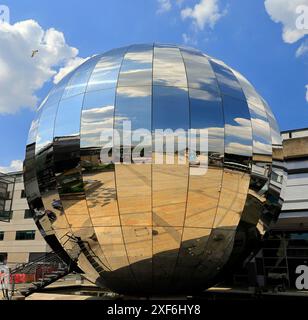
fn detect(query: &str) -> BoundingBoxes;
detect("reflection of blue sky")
[62,57,99,99]
[153,86,189,130]
[54,94,84,138]
[210,60,246,101]
[35,102,59,153]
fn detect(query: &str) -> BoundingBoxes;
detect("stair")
[77,240,109,273]
[8,251,72,298]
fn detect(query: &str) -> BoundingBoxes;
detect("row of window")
[0,209,33,221]
[0,230,36,241]
[0,252,46,265]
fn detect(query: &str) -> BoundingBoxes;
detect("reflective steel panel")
[185,89,224,228]
[181,49,219,93]
[153,45,187,87]
[118,44,153,87]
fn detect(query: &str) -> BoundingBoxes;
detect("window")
[0,211,12,222]
[24,209,34,219]
[15,230,35,240]
[0,231,4,241]
[0,253,7,265]
[21,190,27,198]
[29,252,47,262]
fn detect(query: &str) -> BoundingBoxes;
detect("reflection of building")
[0,171,50,267]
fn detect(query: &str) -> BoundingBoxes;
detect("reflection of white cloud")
[117,86,151,98]
[253,140,272,154]
[264,0,308,43]
[124,51,152,64]
[226,142,252,157]
[153,49,187,86]
[0,160,23,173]
[251,118,271,141]
[225,118,252,141]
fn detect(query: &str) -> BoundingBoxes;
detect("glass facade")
[24,43,284,295]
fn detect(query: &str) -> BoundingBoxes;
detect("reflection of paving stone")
[26,293,106,300]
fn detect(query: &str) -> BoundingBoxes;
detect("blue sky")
[0,0,307,171]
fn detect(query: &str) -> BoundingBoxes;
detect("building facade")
[0,171,50,267]
[273,128,308,231]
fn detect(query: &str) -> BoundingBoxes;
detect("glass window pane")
[153,46,187,87]
[118,44,153,87]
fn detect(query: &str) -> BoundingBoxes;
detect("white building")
[0,171,50,267]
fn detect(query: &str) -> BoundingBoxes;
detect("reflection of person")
[45,210,57,223]
[34,208,45,218]
[52,199,63,211]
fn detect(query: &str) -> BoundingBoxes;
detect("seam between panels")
[112,45,140,290]
[228,68,256,229]
[204,58,225,232]
[189,56,228,283]
[151,42,155,293]
[30,98,46,210]
[78,56,112,272]
[169,47,191,288]
[49,73,76,235]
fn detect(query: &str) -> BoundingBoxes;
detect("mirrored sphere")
[24,43,284,295]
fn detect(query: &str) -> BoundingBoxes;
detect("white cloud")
[53,56,88,84]
[264,0,308,43]
[296,39,308,57]
[181,0,226,30]
[0,19,85,114]
[0,160,23,173]
[157,0,172,14]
